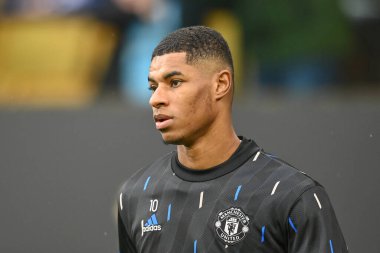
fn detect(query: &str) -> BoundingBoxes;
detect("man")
[118,26,348,252]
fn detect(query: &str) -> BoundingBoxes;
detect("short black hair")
[152,26,234,77]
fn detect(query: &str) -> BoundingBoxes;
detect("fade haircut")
[152,26,234,79]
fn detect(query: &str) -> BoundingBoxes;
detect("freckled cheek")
[188,97,210,127]
[174,87,209,125]
[173,99,197,130]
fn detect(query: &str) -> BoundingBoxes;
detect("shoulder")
[253,151,324,219]
[119,151,174,195]
[244,150,326,238]
[259,150,322,195]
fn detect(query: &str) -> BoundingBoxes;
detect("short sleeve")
[287,186,348,253]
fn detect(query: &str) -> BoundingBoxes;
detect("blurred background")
[0,0,379,252]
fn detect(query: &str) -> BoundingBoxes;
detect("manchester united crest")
[215,207,250,245]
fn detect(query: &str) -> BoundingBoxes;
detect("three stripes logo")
[141,213,162,236]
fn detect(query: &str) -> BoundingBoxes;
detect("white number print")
[149,199,158,212]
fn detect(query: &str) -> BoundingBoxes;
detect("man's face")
[148,52,218,146]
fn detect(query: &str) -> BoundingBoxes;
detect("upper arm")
[118,196,138,253]
[287,186,348,253]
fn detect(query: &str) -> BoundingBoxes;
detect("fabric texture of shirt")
[118,137,348,253]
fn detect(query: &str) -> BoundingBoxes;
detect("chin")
[160,132,184,145]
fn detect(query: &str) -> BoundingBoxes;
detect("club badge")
[215,207,250,245]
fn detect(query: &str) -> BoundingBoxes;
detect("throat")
[177,137,241,170]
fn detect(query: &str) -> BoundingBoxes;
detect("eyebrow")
[164,71,183,79]
[148,71,184,83]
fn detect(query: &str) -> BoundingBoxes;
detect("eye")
[148,84,157,92]
[171,79,182,88]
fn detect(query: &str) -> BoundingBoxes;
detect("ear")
[215,69,233,100]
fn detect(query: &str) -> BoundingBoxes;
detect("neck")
[177,125,240,170]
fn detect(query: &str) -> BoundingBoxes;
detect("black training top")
[118,137,348,253]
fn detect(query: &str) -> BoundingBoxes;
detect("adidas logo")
[141,213,162,236]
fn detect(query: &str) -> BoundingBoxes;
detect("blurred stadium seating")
[0,16,118,107]
[204,8,243,93]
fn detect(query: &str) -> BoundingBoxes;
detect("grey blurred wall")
[0,99,379,252]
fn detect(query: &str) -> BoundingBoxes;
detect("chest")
[124,177,287,253]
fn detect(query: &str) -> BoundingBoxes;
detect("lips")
[153,114,173,130]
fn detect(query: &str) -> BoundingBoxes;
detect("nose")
[149,86,169,108]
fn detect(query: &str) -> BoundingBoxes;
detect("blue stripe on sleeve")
[288,217,298,233]
[167,204,172,221]
[261,226,266,243]
[329,240,334,253]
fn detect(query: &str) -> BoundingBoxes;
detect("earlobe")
[215,70,232,100]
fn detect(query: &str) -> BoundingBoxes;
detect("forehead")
[149,52,189,73]
[149,52,220,81]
